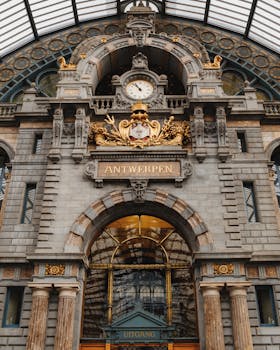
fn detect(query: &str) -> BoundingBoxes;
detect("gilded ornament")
[88,102,190,148]
[203,55,222,69]
[213,263,234,275]
[57,56,77,70]
[45,264,65,276]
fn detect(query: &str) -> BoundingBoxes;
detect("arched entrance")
[72,190,210,350]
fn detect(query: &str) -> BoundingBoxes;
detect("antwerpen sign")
[98,161,180,178]
[84,160,192,187]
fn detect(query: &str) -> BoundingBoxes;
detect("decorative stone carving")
[216,106,230,162]
[213,263,234,275]
[63,123,75,135]
[182,160,193,178]
[72,107,89,163]
[130,179,148,202]
[48,107,64,163]
[45,264,65,276]
[126,1,155,47]
[193,106,206,162]
[57,56,77,70]
[203,55,222,69]
[132,52,149,69]
[84,161,96,180]
[89,102,190,148]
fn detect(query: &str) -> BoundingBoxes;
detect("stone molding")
[65,188,211,254]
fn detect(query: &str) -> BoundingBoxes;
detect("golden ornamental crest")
[89,102,190,148]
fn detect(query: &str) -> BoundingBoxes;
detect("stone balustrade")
[0,103,17,117]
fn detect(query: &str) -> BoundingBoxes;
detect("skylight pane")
[208,0,253,34]
[0,0,34,56]
[28,0,75,35]
[165,0,206,21]
[76,0,117,21]
[249,0,280,53]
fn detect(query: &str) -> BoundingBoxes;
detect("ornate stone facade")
[0,3,280,350]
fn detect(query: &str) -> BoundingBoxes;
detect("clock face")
[126,79,154,99]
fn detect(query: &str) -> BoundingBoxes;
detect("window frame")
[32,133,43,154]
[2,286,24,328]
[237,131,247,152]
[242,181,259,223]
[255,285,278,327]
[20,183,37,224]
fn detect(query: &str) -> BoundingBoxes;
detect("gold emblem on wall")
[213,263,234,275]
[89,102,190,148]
[45,264,65,276]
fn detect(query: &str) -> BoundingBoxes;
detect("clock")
[125,79,154,100]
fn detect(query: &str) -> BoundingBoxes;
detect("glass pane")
[21,184,36,224]
[28,0,75,35]
[249,0,280,53]
[243,182,258,223]
[39,73,59,97]
[3,287,24,327]
[222,71,244,96]
[76,0,117,21]
[83,269,107,338]
[208,0,252,34]
[256,286,278,325]
[113,269,166,320]
[172,269,196,337]
[165,0,206,20]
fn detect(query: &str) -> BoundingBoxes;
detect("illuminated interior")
[83,215,197,340]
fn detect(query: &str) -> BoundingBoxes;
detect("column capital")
[200,282,225,289]
[27,282,53,289]
[226,281,252,289]
[54,282,80,290]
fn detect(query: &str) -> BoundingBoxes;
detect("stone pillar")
[200,283,225,350]
[54,284,79,350]
[228,283,253,350]
[26,284,52,350]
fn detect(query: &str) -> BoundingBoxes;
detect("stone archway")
[65,188,213,255]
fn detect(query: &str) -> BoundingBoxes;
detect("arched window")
[83,215,196,340]
[271,146,280,207]
[0,148,10,210]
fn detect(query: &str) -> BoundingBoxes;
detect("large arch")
[65,188,213,255]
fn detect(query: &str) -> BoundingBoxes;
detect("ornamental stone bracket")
[130,179,148,202]
[84,157,193,188]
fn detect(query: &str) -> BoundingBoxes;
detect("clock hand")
[134,83,142,91]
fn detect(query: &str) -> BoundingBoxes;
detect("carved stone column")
[216,106,229,162]
[48,107,64,163]
[194,106,206,162]
[72,107,88,163]
[228,283,253,350]
[26,284,52,350]
[54,284,79,350]
[200,283,225,350]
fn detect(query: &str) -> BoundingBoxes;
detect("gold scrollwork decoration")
[213,263,234,275]
[89,102,190,148]
[45,264,65,276]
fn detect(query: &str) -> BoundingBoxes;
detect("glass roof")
[1,0,280,58]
